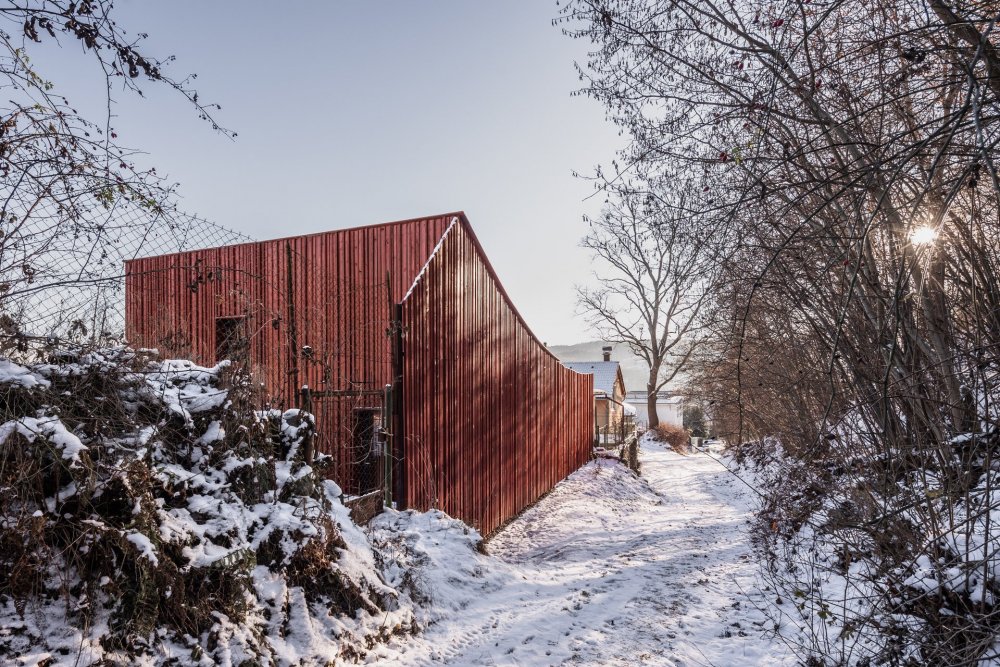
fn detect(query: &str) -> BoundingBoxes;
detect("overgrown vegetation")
[0,1,235,342]
[564,0,1000,662]
[0,348,411,664]
[649,423,689,455]
[739,434,1000,665]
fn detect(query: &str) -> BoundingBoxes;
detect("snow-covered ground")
[367,440,796,666]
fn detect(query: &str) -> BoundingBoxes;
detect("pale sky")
[28,1,622,344]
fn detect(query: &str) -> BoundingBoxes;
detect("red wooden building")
[125,212,593,534]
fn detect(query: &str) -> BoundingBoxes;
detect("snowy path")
[369,442,795,666]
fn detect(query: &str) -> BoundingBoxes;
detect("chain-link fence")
[0,187,399,501]
[0,190,252,349]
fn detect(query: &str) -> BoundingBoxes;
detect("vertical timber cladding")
[125,214,453,495]
[400,218,594,535]
[124,211,592,529]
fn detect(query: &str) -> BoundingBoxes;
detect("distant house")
[564,346,628,442]
[626,390,684,429]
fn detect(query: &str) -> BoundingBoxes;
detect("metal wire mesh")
[0,191,253,345]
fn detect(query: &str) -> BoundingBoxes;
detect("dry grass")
[650,423,690,455]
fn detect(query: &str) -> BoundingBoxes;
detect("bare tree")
[0,1,227,341]
[563,0,1000,662]
[578,186,716,427]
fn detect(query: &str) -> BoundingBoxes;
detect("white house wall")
[632,402,684,429]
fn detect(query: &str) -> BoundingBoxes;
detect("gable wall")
[400,220,593,534]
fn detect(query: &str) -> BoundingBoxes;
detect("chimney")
[602,346,612,362]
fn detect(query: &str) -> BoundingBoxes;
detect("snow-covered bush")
[740,432,1000,666]
[0,348,411,665]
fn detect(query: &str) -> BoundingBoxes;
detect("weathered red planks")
[125,212,592,534]
[400,219,592,535]
[126,214,451,492]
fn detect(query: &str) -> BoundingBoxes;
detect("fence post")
[382,383,393,507]
[389,270,407,509]
[390,303,406,509]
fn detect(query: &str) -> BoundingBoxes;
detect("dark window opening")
[216,316,249,364]
[352,407,383,496]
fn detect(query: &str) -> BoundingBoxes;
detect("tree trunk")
[647,379,659,429]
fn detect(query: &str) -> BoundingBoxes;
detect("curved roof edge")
[401,212,579,371]
[125,209,579,373]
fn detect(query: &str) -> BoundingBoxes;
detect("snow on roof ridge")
[401,216,460,302]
